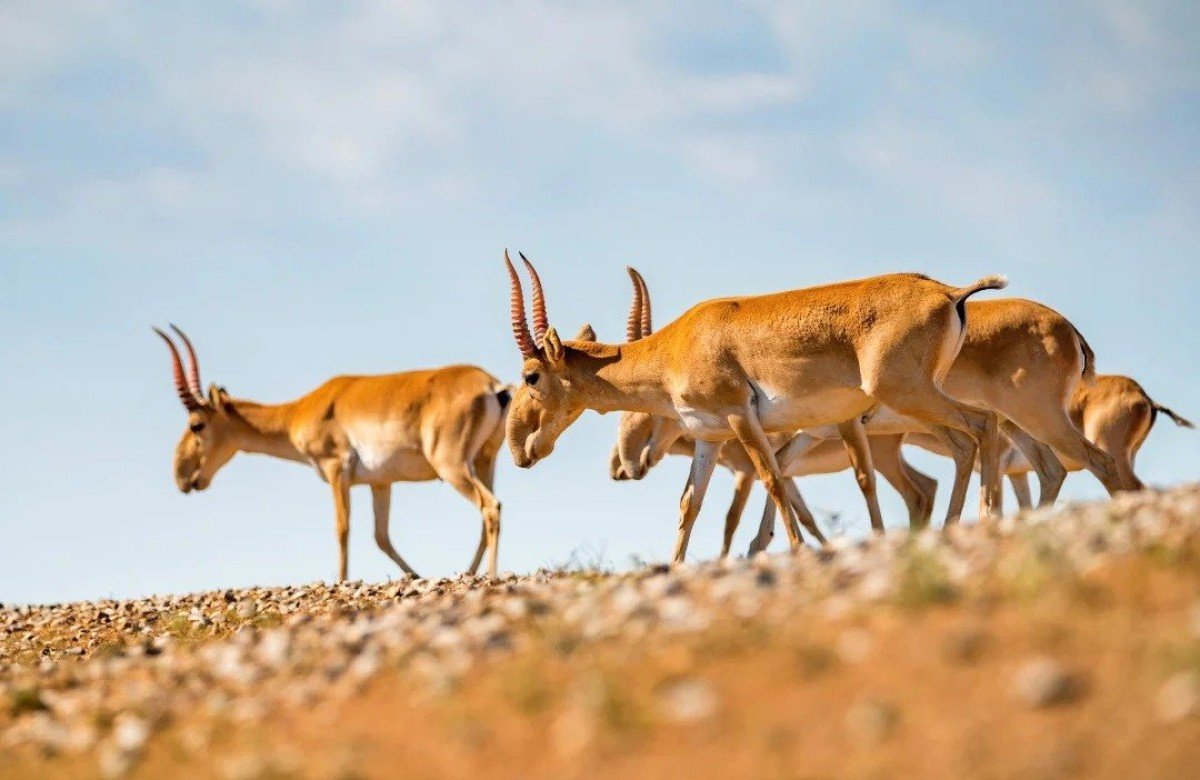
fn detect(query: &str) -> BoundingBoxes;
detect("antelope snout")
[177,473,206,493]
[513,447,539,469]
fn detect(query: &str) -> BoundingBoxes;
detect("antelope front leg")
[720,471,754,558]
[727,411,803,553]
[836,418,885,533]
[747,481,810,555]
[672,440,722,563]
[319,460,353,581]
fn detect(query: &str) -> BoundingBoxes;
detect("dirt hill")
[3,486,1200,779]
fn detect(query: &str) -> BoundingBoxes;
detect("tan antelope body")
[503,251,1007,562]
[608,278,1131,555]
[155,327,510,580]
[609,270,937,556]
[786,298,1130,509]
[909,373,1193,508]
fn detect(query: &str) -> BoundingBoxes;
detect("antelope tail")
[1153,403,1195,429]
[1072,325,1097,382]
[950,274,1008,304]
[494,383,515,410]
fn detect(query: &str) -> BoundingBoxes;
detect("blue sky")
[2,1,1197,604]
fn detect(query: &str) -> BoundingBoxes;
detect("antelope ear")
[207,383,231,412]
[574,323,596,342]
[543,327,566,367]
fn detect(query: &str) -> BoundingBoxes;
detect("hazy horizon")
[3,1,1198,605]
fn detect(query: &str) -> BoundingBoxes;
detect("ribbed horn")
[630,267,652,336]
[169,324,203,398]
[626,267,644,341]
[518,252,549,346]
[505,250,538,359]
[153,328,205,412]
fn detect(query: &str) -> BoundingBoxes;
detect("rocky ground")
[3,485,1200,779]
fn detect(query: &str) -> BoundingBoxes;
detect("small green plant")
[163,612,210,642]
[548,544,614,580]
[895,545,959,609]
[8,686,47,716]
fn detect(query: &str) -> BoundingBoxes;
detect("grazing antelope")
[609,269,938,556]
[154,326,510,581]
[909,374,1194,509]
[504,250,1007,563]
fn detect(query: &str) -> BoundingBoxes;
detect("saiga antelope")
[909,373,1193,509]
[154,326,510,580]
[503,250,1007,563]
[607,270,1135,555]
[609,268,938,557]
[771,297,1132,516]
[747,371,1186,551]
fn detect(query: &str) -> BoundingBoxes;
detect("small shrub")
[895,545,959,609]
[8,686,47,716]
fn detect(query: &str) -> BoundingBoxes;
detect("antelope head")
[504,251,598,468]
[154,325,238,492]
[608,267,684,480]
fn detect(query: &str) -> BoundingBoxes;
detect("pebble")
[1012,658,1080,708]
[657,678,719,724]
[1156,671,1200,723]
[845,697,898,744]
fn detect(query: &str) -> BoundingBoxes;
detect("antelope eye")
[524,372,540,386]
[189,421,206,433]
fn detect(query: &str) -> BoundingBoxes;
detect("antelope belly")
[348,426,437,483]
[751,382,871,432]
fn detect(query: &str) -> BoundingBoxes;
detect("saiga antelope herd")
[156,253,1192,580]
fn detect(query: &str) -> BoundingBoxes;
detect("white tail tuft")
[952,274,1008,303]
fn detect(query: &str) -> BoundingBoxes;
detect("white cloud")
[1,0,1196,250]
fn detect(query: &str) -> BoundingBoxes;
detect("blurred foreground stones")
[2,484,1199,775]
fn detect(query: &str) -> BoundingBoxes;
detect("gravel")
[2,483,1198,775]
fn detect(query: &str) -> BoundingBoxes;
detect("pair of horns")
[506,250,549,359]
[626,267,652,341]
[154,325,205,412]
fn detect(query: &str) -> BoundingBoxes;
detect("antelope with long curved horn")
[154,325,512,581]
[504,253,1009,563]
[609,270,939,555]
